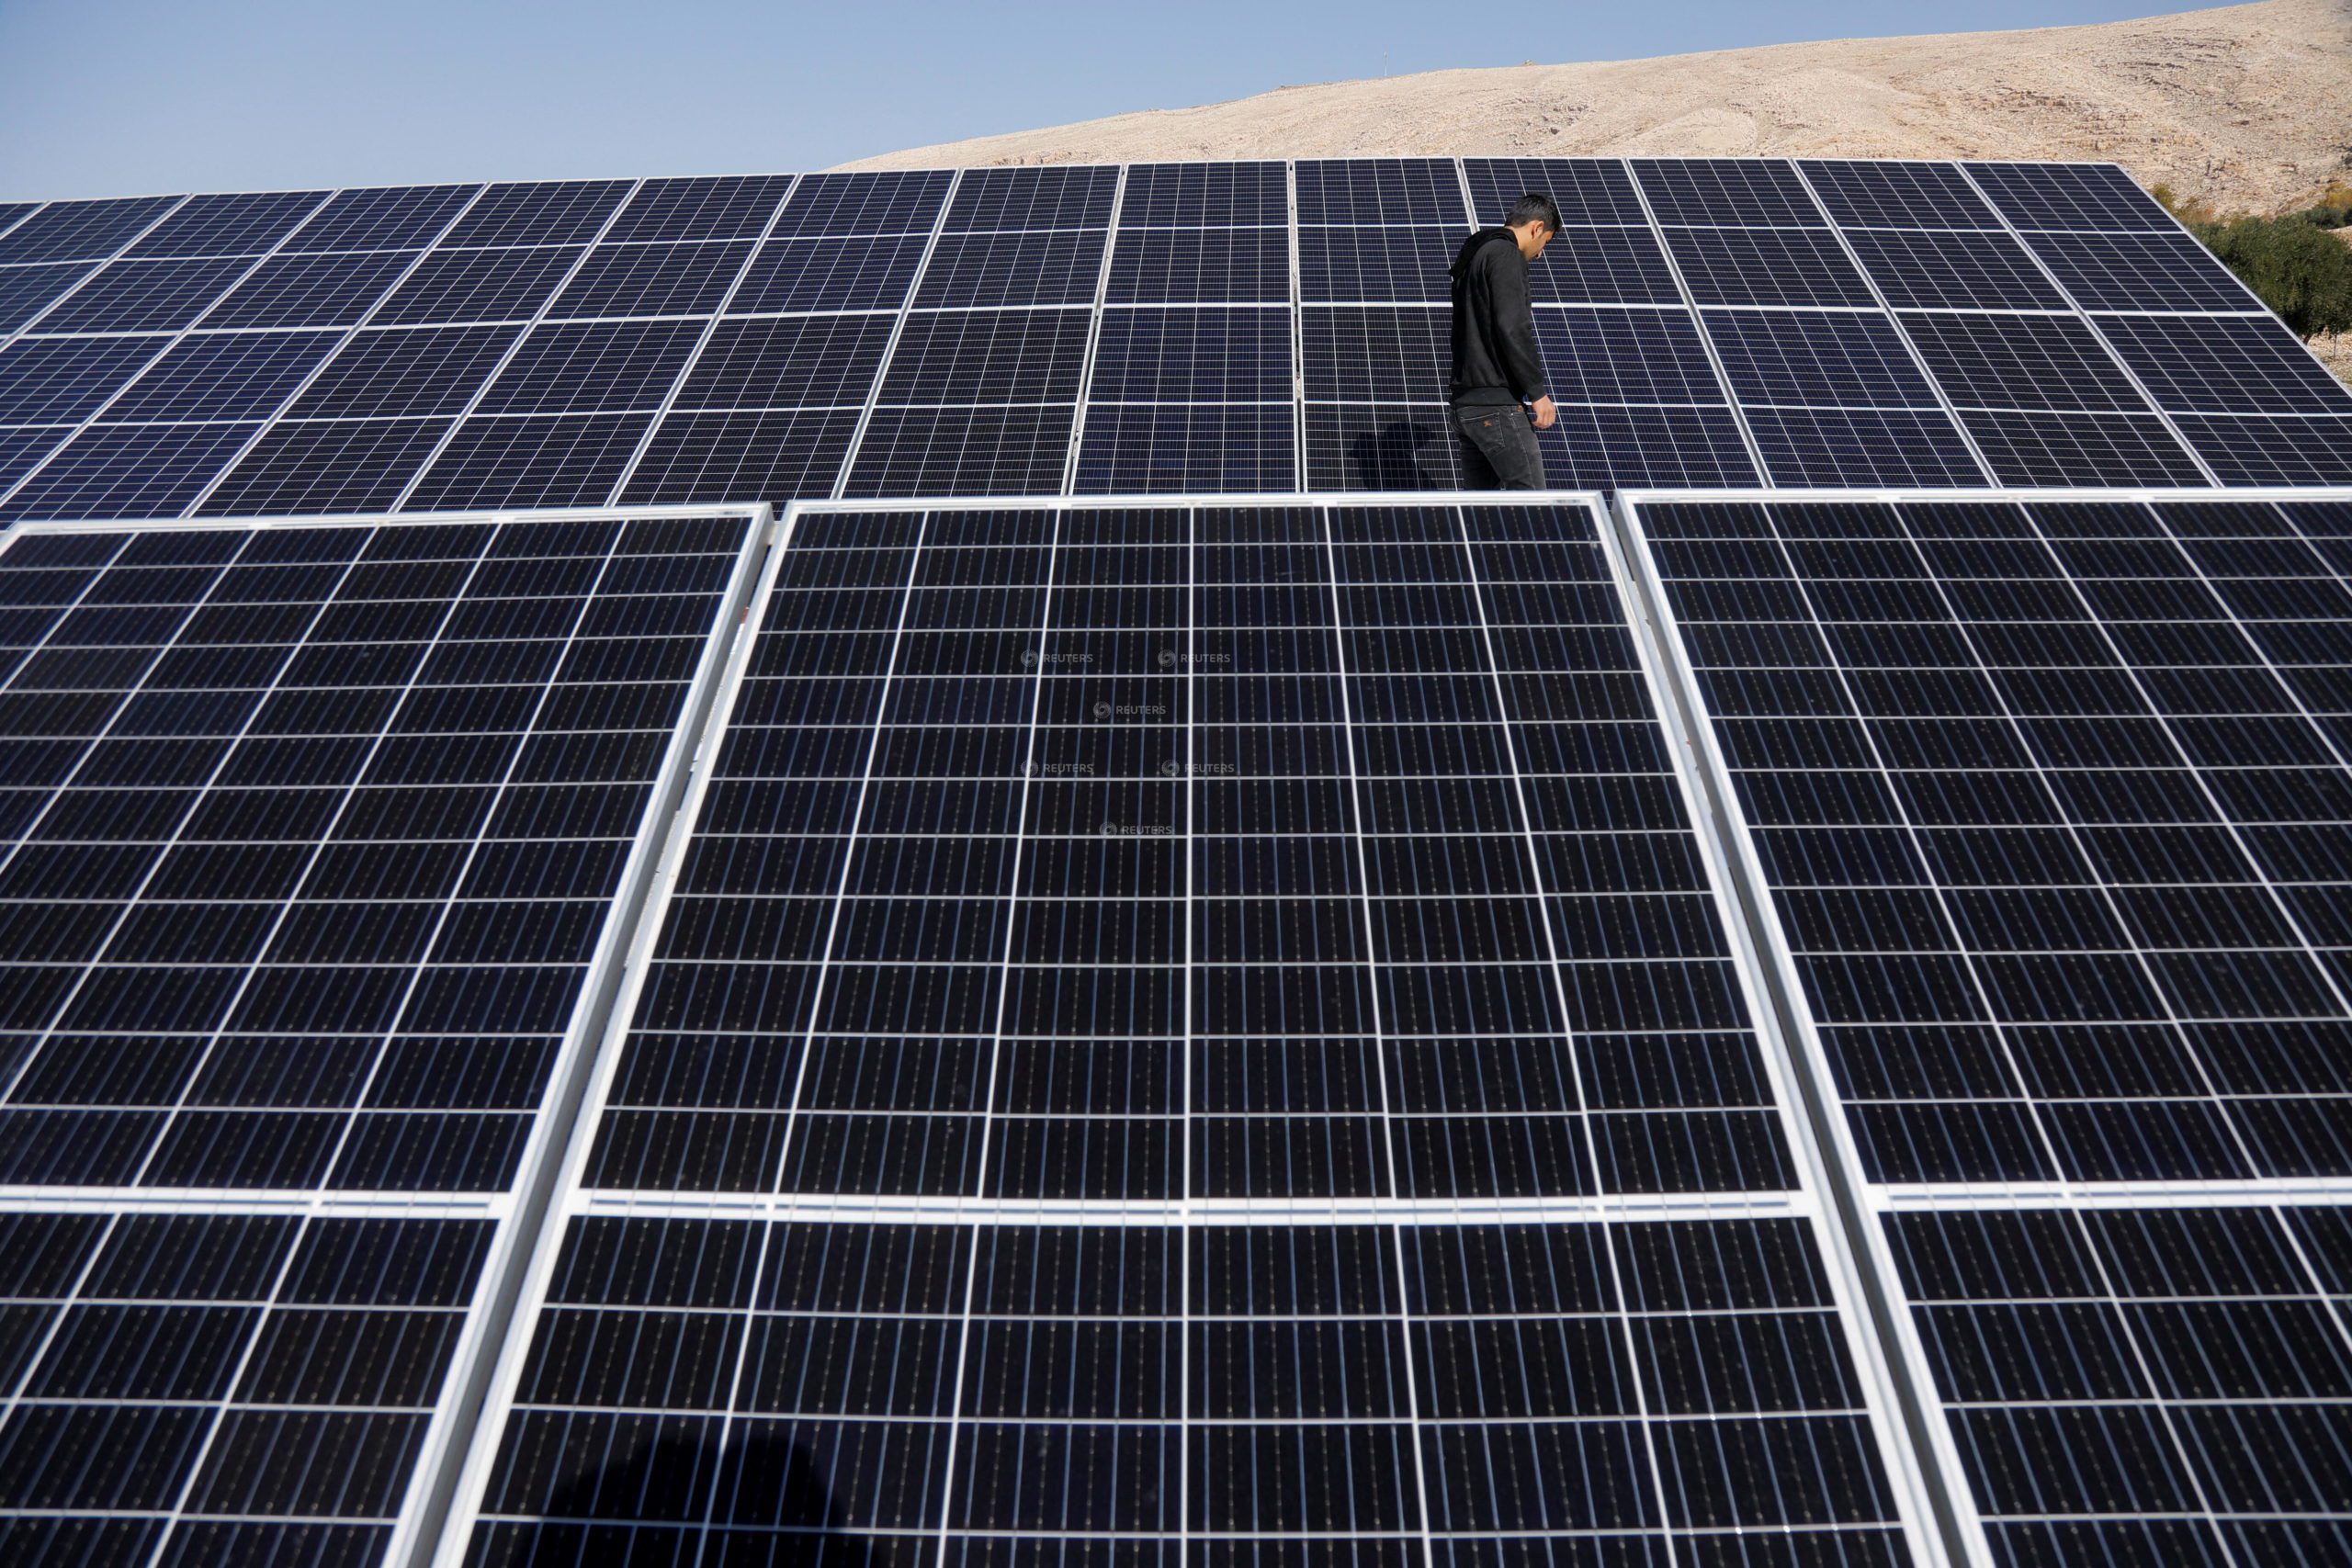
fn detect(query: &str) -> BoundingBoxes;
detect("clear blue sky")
[2,0,2193,199]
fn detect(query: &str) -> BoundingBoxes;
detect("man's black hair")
[1506,193,1562,233]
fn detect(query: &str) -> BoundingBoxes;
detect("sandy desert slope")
[842,0,2350,214]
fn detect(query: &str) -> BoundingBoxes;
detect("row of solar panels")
[1,491,2349,1565]
[2,158,2346,525]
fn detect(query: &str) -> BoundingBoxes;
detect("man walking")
[1448,194,1560,489]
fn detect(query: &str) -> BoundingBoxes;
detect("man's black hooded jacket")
[1448,227,1546,409]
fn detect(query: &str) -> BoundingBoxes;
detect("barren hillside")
[843,0,2351,214]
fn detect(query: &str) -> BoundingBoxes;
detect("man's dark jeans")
[1453,403,1545,490]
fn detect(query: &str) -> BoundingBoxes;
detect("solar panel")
[5,159,2348,507]
[0,197,182,265]
[437,493,1935,1566]
[1620,486,2352,1565]
[0,502,763,1559]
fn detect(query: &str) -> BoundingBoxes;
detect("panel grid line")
[173,183,496,517]
[1618,162,1773,485]
[0,188,341,513]
[1058,165,1126,493]
[829,174,964,499]
[1316,503,1442,1568]
[1655,492,2260,1565]
[1949,163,2225,485]
[924,501,1067,1568]
[1451,502,1695,1568]
[387,181,649,511]
[597,175,802,505]
[1786,163,2001,486]
[0,193,196,353]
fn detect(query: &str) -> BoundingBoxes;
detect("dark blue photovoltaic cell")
[2022,230,2256,310]
[441,180,636,248]
[1528,227,1682,305]
[427,181,625,251]
[1299,226,1456,303]
[1104,228,1289,304]
[0,1213,493,1560]
[284,184,480,252]
[372,246,587,326]
[2174,414,2352,486]
[2092,315,2352,415]
[0,427,71,492]
[0,197,179,265]
[1073,404,1296,491]
[0,421,260,520]
[196,417,453,514]
[944,166,1118,232]
[546,241,754,319]
[197,250,421,329]
[1118,162,1287,226]
[1965,161,2173,231]
[914,230,1108,308]
[730,233,928,312]
[772,170,953,237]
[127,190,329,257]
[0,507,754,1207]
[618,408,862,504]
[1634,159,1822,225]
[603,175,794,243]
[1300,306,1448,403]
[673,315,896,410]
[1295,160,1467,226]
[842,405,1075,496]
[402,412,654,509]
[1463,158,1647,225]
[0,262,98,333]
[31,256,255,333]
[0,335,168,423]
[1887,1204,2352,1568]
[1532,308,1728,407]
[1900,312,2152,412]
[1540,405,1760,489]
[464,1214,1887,1562]
[1957,408,2208,485]
[285,325,524,419]
[1086,309,1292,402]
[1797,161,1997,229]
[874,310,1091,403]
[1303,402,1463,489]
[1700,310,1940,408]
[1742,406,1985,487]
[98,330,343,422]
[1663,228,1875,308]
[474,320,706,415]
[1838,228,2067,310]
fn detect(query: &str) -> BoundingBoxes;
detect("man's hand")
[1530,395,1556,431]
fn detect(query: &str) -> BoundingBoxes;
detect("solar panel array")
[1624,491,2352,1563]
[441,497,1937,1566]
[6,147,2352,1568]
[3,160,2346,519]
[0,503,763,1561]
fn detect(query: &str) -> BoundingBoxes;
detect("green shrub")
[2153,186,2352,340]
[2197,217,2352,340]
